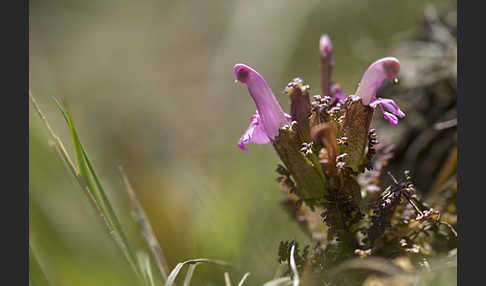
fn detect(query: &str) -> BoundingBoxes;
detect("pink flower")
[234,64,291,150]
[355,57,405,125]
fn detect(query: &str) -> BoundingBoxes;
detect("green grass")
[30,93,252,286]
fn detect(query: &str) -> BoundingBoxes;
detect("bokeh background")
[29,0,454,285]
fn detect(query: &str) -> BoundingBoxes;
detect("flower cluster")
[231,35,434,279]
[235,37,405,151]
[232,8,456,284]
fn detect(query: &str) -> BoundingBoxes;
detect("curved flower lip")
[237,112,270,151]
[355,57,400,105]
[234,63,289,140]
[369,98,405,118]
[369,98,406,125]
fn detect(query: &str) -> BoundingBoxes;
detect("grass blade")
[237,273,250,286]
[30,93,141,279]
[182,263,199,286]
[119,166,170,282]
[262,277,292,286]
[52,97,141,274]
[51,97,96,198]
[165,258,229,286]
[29,243,50,286]
[289,245,300,286]
[137,252,156,286]
[224,272,232,286]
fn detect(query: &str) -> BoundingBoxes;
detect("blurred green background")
[30,0,447,285]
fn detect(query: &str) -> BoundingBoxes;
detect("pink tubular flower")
[355,57,406,125]
[234,64,290,150]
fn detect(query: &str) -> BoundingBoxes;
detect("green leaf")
[52,97,141,278]
[272,128,327,200]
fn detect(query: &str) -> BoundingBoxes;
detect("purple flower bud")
[355,57,405,125]
[234,64,290,150]
[319,34,333,58]
[319,34,335,100]
[330,83,346,104]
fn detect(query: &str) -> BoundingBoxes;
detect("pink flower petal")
[234,64,288,140]
[370,98,405,124]
[238,112,270,150]
[355,57,400,105]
